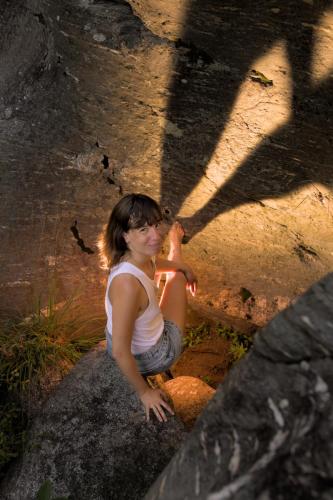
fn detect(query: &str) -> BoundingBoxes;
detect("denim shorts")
[106,319,183,376]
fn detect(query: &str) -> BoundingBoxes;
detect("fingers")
[159,397,175,417]
[146,403,166,423]
[152,400,174,423]
[143,390,175,423]
[152,405,167,422]
[186,278,197,296]
[190,280,197,296]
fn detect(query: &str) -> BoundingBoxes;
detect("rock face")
[144,273,333,500]
[0,0,163,315]
[1,0,333,328]
[0,344,187,500]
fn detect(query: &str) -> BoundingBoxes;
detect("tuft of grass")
[229,343,248,362]
[216,323,235,339]
[0,296,104,394]
[216,323,253,363]
[0,294,105,477]
[183,322,210,348]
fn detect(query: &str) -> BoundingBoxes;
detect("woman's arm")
[155,257,198,296]
[155,257,185,274]
[110,274,174,422]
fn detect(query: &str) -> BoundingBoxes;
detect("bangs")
[127,196,162,229]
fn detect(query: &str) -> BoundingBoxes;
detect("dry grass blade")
[0,295,105,393]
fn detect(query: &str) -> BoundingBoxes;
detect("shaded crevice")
[70,221,95,254]
[102,162,122,191]
[33,13,46,25]
[294,244,318,264]
[101,154,109,169]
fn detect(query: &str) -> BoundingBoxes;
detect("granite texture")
[0,344,186,500]
[144,273,333,500]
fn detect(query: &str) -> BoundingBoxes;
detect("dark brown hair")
[99,193,162,268]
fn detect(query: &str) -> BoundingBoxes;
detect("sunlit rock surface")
[163,375,216,429]
[0,0,333,328]
[144,273,333,500]
[0,344,186,500]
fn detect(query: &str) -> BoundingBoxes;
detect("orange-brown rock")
[163,375,215,429]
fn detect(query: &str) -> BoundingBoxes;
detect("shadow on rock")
[160,0,333,240]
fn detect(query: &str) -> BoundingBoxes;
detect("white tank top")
[105,261,164,355]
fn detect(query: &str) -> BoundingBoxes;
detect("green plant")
[0,294,105,477]
[0,295,104,393]
[183,322,210,348]
[216,323,253,363]
[229,343,248,362]
[216,323,236,340]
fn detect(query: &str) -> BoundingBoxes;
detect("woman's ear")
[123,232,129,244]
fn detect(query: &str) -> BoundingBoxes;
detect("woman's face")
[124,222,163,258]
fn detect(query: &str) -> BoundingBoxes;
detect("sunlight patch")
[178,40,292,217]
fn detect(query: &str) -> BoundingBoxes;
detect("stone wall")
[1,0,333,325]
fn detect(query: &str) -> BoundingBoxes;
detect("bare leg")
[159,222,187,333]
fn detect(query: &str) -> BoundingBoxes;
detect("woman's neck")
[123,252,151,270]
[123,252,155,279]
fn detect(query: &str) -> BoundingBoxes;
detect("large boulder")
[144,273,333,500]
[0,344,186,500]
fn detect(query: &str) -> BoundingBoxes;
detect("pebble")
[93,33,106,43]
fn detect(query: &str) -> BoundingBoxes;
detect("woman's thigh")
[159,272,187,333]
[134,320,183,375]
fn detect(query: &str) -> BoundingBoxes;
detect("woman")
[100,193,197,422]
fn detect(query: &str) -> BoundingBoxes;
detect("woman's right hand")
[181,264,198,296]
[140,387,174,422]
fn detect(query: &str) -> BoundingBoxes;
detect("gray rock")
[144,273,333,500]
[0,344,186,500]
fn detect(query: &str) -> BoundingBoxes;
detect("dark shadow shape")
[161,0,333,240]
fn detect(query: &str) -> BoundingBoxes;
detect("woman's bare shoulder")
[109,273,142,296]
